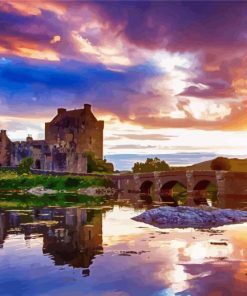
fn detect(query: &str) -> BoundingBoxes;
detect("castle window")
[89,136,92,145]
[35,159,41,169]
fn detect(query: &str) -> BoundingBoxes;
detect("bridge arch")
[193,179,218,205]
[194,180,216,190]
[140,180,154,203]
[160,180,187,206]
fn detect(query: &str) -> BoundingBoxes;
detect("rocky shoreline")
[132,206,247,229]
[27,186,116,196]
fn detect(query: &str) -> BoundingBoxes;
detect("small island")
[133,206,247,229]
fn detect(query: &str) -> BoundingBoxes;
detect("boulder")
[27,186,57,196]
[132,206,247,228]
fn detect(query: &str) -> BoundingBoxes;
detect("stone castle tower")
[45,104,104,159]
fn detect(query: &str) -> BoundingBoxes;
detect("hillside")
[187,158,247,172]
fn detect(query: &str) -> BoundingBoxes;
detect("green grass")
[0,171,113,191]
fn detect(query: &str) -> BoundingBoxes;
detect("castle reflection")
[0,206,107,271]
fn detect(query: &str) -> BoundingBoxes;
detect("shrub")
[85,152,114,173]
[17,157,34,175]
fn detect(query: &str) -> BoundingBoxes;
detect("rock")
[132,206,247,229]
[77,186,116,196]
[27,186,57,196]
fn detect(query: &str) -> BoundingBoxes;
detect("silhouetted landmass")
[172,158,247,172]
[131,156,247,173]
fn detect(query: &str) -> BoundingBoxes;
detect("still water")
[1,198,247,296]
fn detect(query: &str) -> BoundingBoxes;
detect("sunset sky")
[1,1,247,169]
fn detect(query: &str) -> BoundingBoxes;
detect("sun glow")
[187,100,231,120]
[151,51,195,94]
[152,51,193,72]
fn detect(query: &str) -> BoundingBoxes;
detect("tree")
[17,157,34,175]
[132,157,170,173]
[85,152,114,173]
[210,157,231,171]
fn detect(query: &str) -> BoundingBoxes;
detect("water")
[105,153,247,171]
[1,199,247,295]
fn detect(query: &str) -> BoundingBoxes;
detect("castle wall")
[0,130,12,166]
[11,141,46,168]
[76,120,104,159]
[66,152,87,173]
[10,140,87,173]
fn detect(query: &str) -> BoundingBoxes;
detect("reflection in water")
[0,212,7,247]
[117,188,247,210]
[42,208,103,270]
[0,206,105,271]
[1,200,247,295]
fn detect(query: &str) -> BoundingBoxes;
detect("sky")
[1,1,247,169]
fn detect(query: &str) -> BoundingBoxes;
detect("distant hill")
[173,158,247,172]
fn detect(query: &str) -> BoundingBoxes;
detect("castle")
[0,104,104,173]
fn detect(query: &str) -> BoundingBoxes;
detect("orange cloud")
[0,0,66,16]
[50,35,61,44]
[126,100,247,131]
[17,47,59,61]
[0,35,59,61]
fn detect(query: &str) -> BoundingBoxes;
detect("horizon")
[1,1,247,169]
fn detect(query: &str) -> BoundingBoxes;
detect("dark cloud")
[110,144,156,150]
[0,9,65,59]
[87,1,247,51]
[179,58,239,99]
[105,133,174,141]
[120,134,173,141]
[104,135,122,141]
[2,1,247,55]
[179,84,235,99]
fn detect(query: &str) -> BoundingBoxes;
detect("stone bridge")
[112,171,247,207]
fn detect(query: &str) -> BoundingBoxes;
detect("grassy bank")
[0,192,107,209]
[0,171,113,191]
